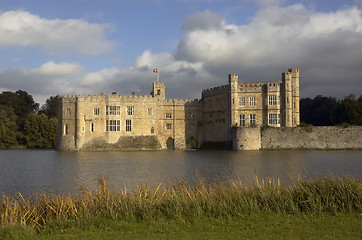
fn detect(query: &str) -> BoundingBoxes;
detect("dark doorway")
[186,137,197,149]
[166,137,174,150]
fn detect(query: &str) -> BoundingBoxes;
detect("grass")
[0,175,361,239]
[1,213,361,239]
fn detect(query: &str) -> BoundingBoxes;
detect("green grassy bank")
[1,176,361,239]
[2,213,361,240]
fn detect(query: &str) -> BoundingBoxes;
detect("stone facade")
[57,68,300,150]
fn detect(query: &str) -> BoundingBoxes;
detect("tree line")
[0,90,58,149]
[300,94,362,126]
[0,90,361,149]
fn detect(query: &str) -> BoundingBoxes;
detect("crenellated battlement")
[202,85,229,97]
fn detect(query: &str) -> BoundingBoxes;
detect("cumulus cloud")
[175,4,362,98]
[0,10,114,55]
[182,10,223,31]
[0,62,85,96]
[1,4,362,105]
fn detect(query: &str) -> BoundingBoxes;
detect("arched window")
[151,127,154,134]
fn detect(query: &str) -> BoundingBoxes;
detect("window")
[64,124,68,135]
[157,90,161,95]
[126,120,132,132]
[151,127,154,134]
[165,113,172,119]
[90,122,94,132]
[147,108,152,115]
[82,126,85,132]
[239,97,245,106]
[268,113,280,125]
[127,106,134,116]
[250,114,256,125]
[93,108,100,115]
[268,95,278,106]
[166,123,172,130]
[66,108,71,116]
[249,96,256,106]
[188,112,195,118]
[106,106,120,115]
[106,120,120,132]
[239,114,245,127]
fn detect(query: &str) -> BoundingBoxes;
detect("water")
[0,149,361,196]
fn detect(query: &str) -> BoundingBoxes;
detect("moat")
[0,149,361,196]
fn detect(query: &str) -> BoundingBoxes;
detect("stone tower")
[151,82,165,99]
[291,68,300,126]
[229,73,239,127]
[282,68,299,127]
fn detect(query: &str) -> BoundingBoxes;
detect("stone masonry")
[56,68,300,150]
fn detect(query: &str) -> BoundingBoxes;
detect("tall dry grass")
[0,176,361,228]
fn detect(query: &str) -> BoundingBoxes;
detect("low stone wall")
[58,135,162,151]
[261,126,362,150]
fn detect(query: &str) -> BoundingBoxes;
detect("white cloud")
[174,5,362,98]
[1,4,362,105]
[0,10,114,55]
[34,61,85,76]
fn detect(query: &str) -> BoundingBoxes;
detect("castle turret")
[151,81,165,99]
[229,73,239,127]
[282,70,293,127]
[291,68,300,126]
[282,68,299,127]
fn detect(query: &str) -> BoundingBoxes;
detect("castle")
[56,68,300,150]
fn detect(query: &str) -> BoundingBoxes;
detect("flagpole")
[153,68,159,82]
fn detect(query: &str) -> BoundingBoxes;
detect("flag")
[153,68,158,74]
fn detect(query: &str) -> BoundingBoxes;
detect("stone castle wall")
[261,126,362,149]
[232,126,362,150]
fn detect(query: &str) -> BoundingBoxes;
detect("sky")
[0,0,362,105]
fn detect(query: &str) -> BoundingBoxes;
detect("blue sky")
[0,0,361,104]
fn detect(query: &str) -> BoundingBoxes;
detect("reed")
[0,176,361,228]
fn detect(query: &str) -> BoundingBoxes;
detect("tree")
[39,96,59,119]
[300,94,362,126]
[0,106,19,148]
[23,113,58,148]
[339,94,362,125]
[300,95,339,126]
[0,90,39,130]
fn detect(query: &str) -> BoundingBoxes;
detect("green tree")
[0,106,19,148]
[339,94,362,125]
[39,96,59,119]
[0,90,39,130]
[23,113,58,148]
[300,95,339,126]
[301,94,362,126]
